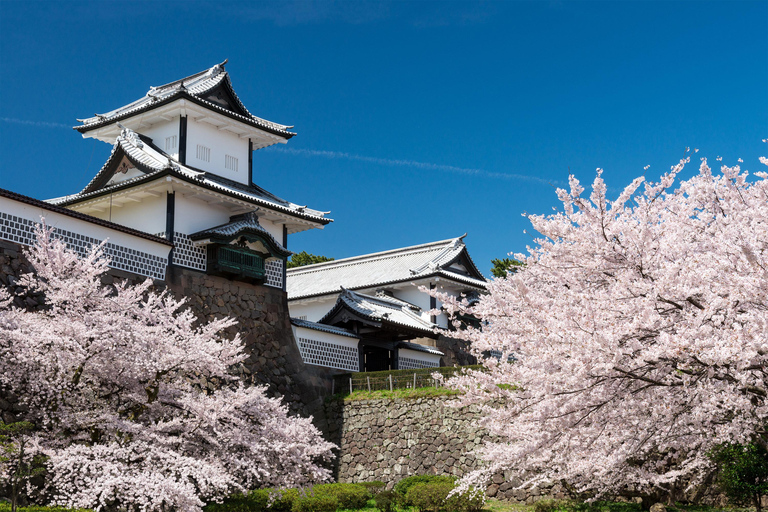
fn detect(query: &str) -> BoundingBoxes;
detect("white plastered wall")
[391,284,451,327]
[390,286,431,312]
[174,195,231,235]
[398,348,441,367]
[187,118,249,185]
[291,325,360,372]
[142,118,181,160]
[0,196,171,277]
[289,296,338,322]
[174,195,285,243]
[81,194,167,236]
[258,217,285,244]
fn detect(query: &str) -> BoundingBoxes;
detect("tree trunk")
[11,479,17,512]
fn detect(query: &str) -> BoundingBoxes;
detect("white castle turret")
[50,60,331,289]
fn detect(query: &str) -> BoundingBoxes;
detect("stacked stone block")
[325,395,566,503]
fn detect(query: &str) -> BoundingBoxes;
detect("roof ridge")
[286,236,465,274]
[149,60,227,92]
[347,288,405,309]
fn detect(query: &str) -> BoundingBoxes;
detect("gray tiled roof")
[290,318,358,338]
[76,61,295,138]
[189,212,291,256]
[321,288,439,335]
[286,236,487,300]
[397,341,443,356]
[48,127,330,225]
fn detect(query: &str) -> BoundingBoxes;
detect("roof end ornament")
[452,234,467,248]
[116,123,143,149]
[207,59,228,78]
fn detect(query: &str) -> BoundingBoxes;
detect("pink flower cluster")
[436,153,768,497]
[0,226,335,510]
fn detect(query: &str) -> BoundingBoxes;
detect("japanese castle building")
[50,59,330,288]
[287,236,488,372]
[0,61,486,379]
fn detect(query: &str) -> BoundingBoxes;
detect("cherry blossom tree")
[437,151,768,500]
[0,226,335,511]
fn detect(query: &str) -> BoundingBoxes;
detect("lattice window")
[172,232,206,271]
[0,212,167,280]
[399,356,439,370]
[196,144,211,163]
[265,258,283,288]
[296,315,307,320]
[297,337,359,372]
[224,154,238,172]
[165,135,177,151]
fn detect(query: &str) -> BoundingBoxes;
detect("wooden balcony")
[209,245,265,280]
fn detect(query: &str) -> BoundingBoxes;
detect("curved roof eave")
[52,170,331,226]
[74,91,296,139]
[288,270,487,301]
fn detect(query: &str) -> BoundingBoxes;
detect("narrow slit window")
[165,135,177,151]
[225,154,239,172]
[196,144,211,162]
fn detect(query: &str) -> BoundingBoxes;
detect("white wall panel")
[187,119,249,184]
[143,118,181,160]
[84,195,167,236]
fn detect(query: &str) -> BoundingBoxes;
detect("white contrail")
[1,117,71,129]
[270,147,561,185]
[1,118,560,186]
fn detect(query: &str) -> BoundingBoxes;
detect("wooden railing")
[215,246,265,279]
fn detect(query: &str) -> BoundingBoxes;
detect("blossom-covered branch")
[436,152,768,498]
[0,225,335,510]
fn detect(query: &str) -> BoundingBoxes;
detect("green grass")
[333,386,462,401]
[0,499,756,512]
[336,499,758,512]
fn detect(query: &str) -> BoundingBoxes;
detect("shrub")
[204,490,270,512]
[445,487,486,512]
[359,480,386,496]
[374,490,398,512]
[266,489,299,512]
[312,483,369,509]
[710,442,768,511]
[535,499,570,512]
[203,493,252,512]
[291,494,338,512]
[393,474,456,505]
[405,482,453,512]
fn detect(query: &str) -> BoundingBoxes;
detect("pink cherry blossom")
[434,153,768,498]
[0,225,335,510]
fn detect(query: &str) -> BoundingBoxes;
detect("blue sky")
[1,1,766,276]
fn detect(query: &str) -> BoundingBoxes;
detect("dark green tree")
[0,421,47,511]
[287,251,334,269]
[490,257,524,278]
[710,442,768,512]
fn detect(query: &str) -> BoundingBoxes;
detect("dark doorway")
[363,345,392,372]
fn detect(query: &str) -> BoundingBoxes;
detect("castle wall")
[324,395,567,504]
[163,265,341,421]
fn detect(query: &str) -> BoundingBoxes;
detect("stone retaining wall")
[325,395,567,503]
[164,265,337,422]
